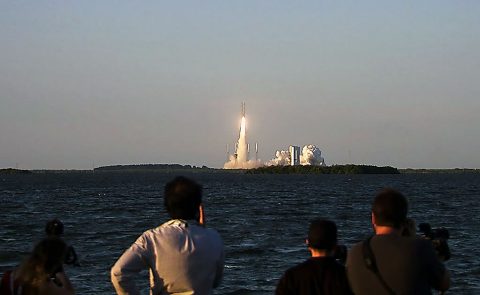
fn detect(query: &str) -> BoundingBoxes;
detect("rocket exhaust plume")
[237,116,248,163]
[224,102,262,169]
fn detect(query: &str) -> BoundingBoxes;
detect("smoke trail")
[224,116,262,169]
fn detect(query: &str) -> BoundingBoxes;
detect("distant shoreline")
[0,168,32,174]
[94,164,214,172]
[247,165,400,174]
[2,165,480,174]
[399,168,480,174]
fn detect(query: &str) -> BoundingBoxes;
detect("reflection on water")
[1,173,479,294]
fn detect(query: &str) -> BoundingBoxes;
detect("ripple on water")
[0,173,479,294]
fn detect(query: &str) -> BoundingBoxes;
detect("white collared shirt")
[111,219,224,295]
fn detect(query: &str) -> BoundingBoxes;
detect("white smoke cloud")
[300,144,325,166]
[224,155,262,169]
[266,144,326,167]
[265,150,290,166]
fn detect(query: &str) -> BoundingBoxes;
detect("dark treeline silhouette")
[0,168,32,174]
[400,168,480,174]
[94,164,211,172]
[247,165,399,174]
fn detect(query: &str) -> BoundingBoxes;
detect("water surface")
[1,172,478,294]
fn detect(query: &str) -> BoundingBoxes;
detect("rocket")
[241,102,246,117]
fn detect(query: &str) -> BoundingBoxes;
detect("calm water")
[1,172,479,294]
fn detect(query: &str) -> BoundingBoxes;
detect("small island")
[246,165,400,174]
[93,164,213,172]
[0,168,32,174]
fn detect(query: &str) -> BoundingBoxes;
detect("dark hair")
[15,237,67,292]
[372,188,408,228]
[307,219,337,251]
[164,176,202,220]
[45,218,64,236]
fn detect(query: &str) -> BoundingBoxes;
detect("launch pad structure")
[224,102,326,168]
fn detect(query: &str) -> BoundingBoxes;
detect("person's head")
[164,176,202,220]
[401,217,416,237]
[16,237,67,287]
[372,188,408,229]
[45,218,64,236]
[306,218,337,252]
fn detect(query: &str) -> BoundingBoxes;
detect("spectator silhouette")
[0,237,75,295]
[276,218,353,295]
[45,219,79,266]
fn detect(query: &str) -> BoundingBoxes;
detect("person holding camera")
[111,176,224,295]
[0,237,75,295]
[346,188,450,295]
[45,219,79,267]
[276,219,353,295]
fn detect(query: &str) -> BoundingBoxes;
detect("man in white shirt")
[111,176,225,295]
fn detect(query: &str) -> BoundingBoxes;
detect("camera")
[418,223,451,261]
[333,244,348,265]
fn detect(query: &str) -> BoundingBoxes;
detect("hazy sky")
[1,1,479,169]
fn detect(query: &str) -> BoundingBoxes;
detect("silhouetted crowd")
[0,176,450,295]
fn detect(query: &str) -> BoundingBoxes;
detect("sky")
[1,1,479,169]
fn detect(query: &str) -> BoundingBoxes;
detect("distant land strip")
[1,165,480,174]
[0,168,32,174]
[246,165,399,174]
[93,164,215,173]
[399,168,480,174]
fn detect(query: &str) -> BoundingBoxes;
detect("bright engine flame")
[240,116,246,136]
